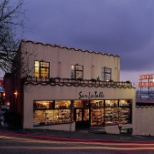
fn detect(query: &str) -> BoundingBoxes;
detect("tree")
[0,0,24,73]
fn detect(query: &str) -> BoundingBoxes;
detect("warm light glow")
[3,92,5,97]
[14,91,18,96]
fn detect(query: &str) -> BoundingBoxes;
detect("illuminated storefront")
[33,99,132,129]
[12,40,135,134]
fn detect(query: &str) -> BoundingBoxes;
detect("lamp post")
[118,122,122,139]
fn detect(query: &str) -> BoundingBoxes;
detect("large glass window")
[104,100,132,125]
[74,100,89,108]
[33,100,72,126]
[34,61,50,78]
[34,101,53,109]
[90,100,105,126]
[105,100,118,125]
[33,99,132,127]
[92,99,132,126]
[91,108,104,126]
[102,67,112,81]
[90,100,104,108]
[55,100,71,109]
[118,100,132,124]
[71,64,83,79]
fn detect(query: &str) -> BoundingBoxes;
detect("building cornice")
[21,39,120,58]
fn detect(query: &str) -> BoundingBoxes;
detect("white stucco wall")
[23,85,136,132]
[20,41,120,82]
[133,106,154,136]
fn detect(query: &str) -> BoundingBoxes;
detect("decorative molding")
[24,77,135,89]
[21,39,120,58]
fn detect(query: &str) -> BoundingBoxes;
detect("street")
[0,133,154,154]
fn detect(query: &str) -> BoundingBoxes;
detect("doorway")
[74,108,90,129]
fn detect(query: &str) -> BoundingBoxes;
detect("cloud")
[22,0,154,77]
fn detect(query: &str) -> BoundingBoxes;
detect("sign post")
[118,123,123,138]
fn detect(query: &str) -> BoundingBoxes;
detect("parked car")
[1,105,10,111]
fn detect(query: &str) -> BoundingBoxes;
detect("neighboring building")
[134,74,154,136]
[7,40,136,134]
[3,73,14,109]
[0,78,4,107]
[134,100,154,136]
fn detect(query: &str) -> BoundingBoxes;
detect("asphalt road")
[0,132,154,154]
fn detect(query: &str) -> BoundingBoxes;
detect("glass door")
[74,108,90,129]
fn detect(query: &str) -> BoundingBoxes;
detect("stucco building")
[10,40,136,134]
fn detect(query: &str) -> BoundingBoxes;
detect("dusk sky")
[20,0,154,88]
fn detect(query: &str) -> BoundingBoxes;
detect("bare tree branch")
[0,0,25,73]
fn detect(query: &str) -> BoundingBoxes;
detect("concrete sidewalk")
[0,128,154,143]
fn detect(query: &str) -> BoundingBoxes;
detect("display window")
[33,99,132,127]
[119,100,131,106]
[76,109,83,121]
[33,100,72,126]
[90,100,104,107]
[34,101,54,109]
[119,107,131,124]
[74,100,89,108]
[105,100,118,107]
[91,108,104,126]
[55,100,71,109]
[104,99,132,125]
[105,107,119,125]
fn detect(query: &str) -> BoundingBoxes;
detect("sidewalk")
[0,128,154,143]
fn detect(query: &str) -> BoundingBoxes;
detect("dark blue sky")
[21,0,154,86]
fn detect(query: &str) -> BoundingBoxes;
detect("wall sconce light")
[3,92,5,97]
[14,91,18,97]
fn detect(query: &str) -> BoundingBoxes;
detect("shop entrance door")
[74,108,90,130]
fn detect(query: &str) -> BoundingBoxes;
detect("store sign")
[138,82,154,87]
[139,74,154,80]
[79,91,104,99]
[138,74,154,87]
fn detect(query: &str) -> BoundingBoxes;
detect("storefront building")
[13,40,136,134]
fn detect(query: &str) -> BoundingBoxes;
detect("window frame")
[102,67,112,81]
[33,100,72,126]
[71,64,84,79]
[34,60,50,78]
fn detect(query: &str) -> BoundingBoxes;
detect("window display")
[83,109,89,121]
[119,99,131,124]
[33,100,71,126]
[55,100,71,109]
[105,100,118,107]
[90,100,104,107]
[105,107,119,125]
[119,100,130,106]
[76,109,82,121]
[33,99,132,127]
[34,101,53,109]
[74,100,89,108]
[104,99,131,125]
[91,108,104,126]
